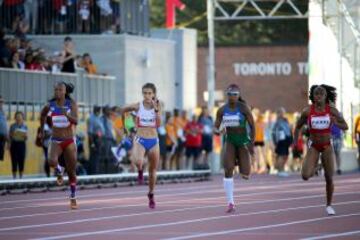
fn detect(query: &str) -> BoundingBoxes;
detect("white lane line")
[0,193,358,233]
[300,230,360,240]
[0,177,306,205]
[0,177,295,204]
[0,188,333,221]
[0,184,219,204]
[1,178,358,212]
[29,202,360,240]
[2,177,358,205]
[0,189,328,221]
[162,213,360,240]
[0,183,358,220]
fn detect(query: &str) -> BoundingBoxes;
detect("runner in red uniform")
[294,85,348,215]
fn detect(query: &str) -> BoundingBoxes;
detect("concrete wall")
[31,34,176,109]
[151,29,198,111]
[122,35,176,109]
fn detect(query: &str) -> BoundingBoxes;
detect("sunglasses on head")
[227,91,239,96]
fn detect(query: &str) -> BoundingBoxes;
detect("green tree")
[150,0,308,46]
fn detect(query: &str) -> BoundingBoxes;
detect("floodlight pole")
[207,0,216,111]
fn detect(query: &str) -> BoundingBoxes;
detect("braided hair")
[309,84,336,104]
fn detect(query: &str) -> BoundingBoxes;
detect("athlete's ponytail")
[63,82,75,100]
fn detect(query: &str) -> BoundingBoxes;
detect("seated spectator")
[24,52,35,69]
[10,51,25,69]
[12,15,29,41]
[0,38,12,67]
[82,53,97,74]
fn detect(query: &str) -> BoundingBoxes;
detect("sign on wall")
[233,62,309,76]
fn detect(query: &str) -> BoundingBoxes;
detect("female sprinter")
[294,84,348,215]
[40,82,79,210]
[121,83,161,209]
[214,84,255,213]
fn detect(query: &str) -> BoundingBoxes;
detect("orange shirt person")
[82,53,97,74]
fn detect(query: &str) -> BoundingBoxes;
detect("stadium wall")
[197,45,309,112]
[30,34,177,110]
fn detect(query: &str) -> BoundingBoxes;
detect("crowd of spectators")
[0,0,121,35]
[0,30,100,75]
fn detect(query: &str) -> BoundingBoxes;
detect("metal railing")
[0,0,149,36]
[0,67,116,114]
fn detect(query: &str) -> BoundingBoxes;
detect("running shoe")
[138,170,144,185]
[55,167,64,186]
[70,197,78,210]
[226,203,235,213]
[326,206,335,215]
[148,193,155,209]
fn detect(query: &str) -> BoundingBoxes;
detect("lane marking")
[2,177,359,205]
[0,183,358,220]
[1,178,359,212]
[0,197,358,233]
[300,230,360,240]
[29,203,360,240]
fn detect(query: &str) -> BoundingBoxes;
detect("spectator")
[111,0,120,32]
[2,0,25,31]
[331,121,344,175]
[165,111,177,170]
[0,29,5,49]
[158,114,167,170]
[264,110,276,173]
[100,105,116,173]
[9,111,28,179]
[18,38,32,54]
[171,109,186,170]
[78,0,91,33]
[24,51,34,69]
[184,115,203,170]
[37,0,52,34]
[87,105,104,174]
[12,15,29,40]
[0,96,8,162]
[96,0,113,33]
[252,108,267,174]
[354,112,360,171]
[291,113,304,172]
[198,106,214,169]
[49,51,63,73]
[82,52,97,74]
[10,51,25,69]
[272,107,293,177]
[0,38,12,67]
[60,36,76,73]
[36,123,52,177]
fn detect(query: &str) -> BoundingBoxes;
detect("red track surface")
[0,173,359,240]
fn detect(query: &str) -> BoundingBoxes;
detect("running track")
[0,173,359,240]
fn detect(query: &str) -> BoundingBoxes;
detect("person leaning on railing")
[81,53,97,74]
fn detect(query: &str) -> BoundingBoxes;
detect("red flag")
[166,0,186,29]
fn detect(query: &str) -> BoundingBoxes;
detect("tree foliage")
[150,0,308,46]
